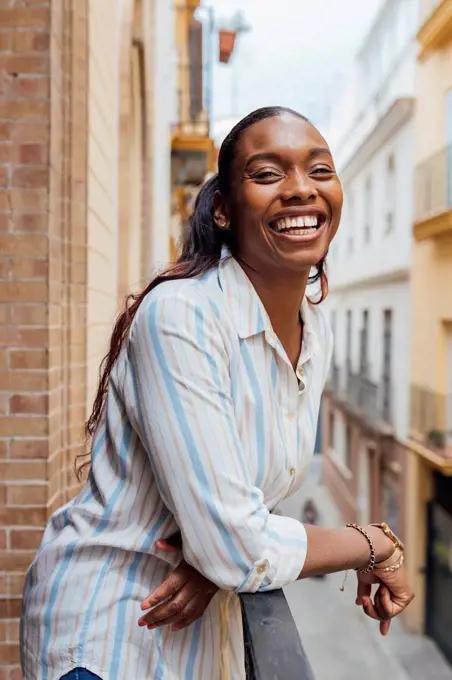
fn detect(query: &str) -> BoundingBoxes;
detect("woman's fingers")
[155,532,183,553]
[141,568,186,611]
[155,539,179,553]
[139,584,203,628]
[356,580,372,606]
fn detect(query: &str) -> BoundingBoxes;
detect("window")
[329,409,335,450]
[347,193,354,252]
[382,310,393,423]
[345,423,352,469]
[346,310,352,372]
[364,176,372,243]
[359,310,369,376]
[446,89,452,209]
[386,154,396,232]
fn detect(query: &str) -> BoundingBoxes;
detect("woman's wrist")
[366,524,395,564]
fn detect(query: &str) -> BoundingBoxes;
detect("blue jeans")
[60,670,102,680]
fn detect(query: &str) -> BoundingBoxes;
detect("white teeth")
[275,216,319,231]
[277,227,317,236]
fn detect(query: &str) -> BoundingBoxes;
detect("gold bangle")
[375,551,404,573]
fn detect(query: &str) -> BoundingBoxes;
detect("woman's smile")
[266,207,329,242]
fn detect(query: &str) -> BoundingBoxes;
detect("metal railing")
[240,590,315,680]
[411,385,452,450]
[414,145,452,223]
[346,370,392,428]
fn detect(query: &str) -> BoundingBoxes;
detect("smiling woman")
[21,107,413,680]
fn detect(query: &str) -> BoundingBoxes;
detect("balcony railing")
[411,385,452,452]
[240,590,315,680]
[414,145,452,223]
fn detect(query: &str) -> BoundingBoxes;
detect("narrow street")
[280,456,452,680]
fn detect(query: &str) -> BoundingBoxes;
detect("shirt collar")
[217,246,320,358]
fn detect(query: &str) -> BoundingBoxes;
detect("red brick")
[12,30,50,53]
[8,666,22,680]
[0,215,11,231]
[6,484,46,506]
[0,442,7,458]
[10,349,47,369]
[9,528,43,550]
[0,460,46,482]
[0,530,5,550]
[0,370,47,392]
[0,415,47,437]
[0,122,10,141]
[10,394,47,415]
[6,620,19,644]
[9,122,48,143]
[7,574,27,598]
[0,281,47,303]
[0,7,50,29]
[10,303,47,325]
[0,599,21,620]
[0,235,47,257]
[12,213,48,233]
[0,167,8,187]
[11,166,48,188]
[12,76,50,99]
[0,32,13,53]
[0,576,5,597]
[0,98,49,119]
[9,439,47,459]
[0,506,46,527]
[17,143,48,164]
[9,258,48,280]
[0,643,20,665]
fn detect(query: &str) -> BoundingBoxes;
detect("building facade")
[0,1,173,675]
[322,0,418,536]
[403,0,452,660]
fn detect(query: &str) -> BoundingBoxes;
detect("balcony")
[410,385,452,457]
[240,590,315,680]
[326,364,392,430]
[418,0,452,58]
[414,145,452,240]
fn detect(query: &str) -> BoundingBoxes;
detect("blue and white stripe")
[21,250,333,680]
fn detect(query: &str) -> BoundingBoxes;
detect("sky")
[204,0,383,138]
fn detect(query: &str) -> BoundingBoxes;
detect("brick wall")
[0,1,89,676]
[0,1,170,676]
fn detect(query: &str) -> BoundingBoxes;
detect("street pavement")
[279,455,452,680]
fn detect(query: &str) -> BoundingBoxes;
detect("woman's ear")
[213,191,230,230]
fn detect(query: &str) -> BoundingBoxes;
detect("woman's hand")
[356,558,414,636]
[138,535,218,632]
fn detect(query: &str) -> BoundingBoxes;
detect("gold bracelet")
[375,551,404,573]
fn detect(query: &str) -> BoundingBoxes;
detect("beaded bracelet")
[340,523,376,592]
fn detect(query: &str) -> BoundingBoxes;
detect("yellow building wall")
[412,34,452,391]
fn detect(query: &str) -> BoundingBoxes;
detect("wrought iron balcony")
[410,384,452,453]
[240,590,315,680]
[414,145,452,233]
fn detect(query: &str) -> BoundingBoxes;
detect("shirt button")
[299,367,305,377]
[287,412,295,421]
[289,467,296,477]
[257,564,267,574]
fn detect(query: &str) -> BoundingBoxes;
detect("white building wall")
[324,0,418,442]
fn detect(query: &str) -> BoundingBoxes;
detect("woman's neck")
[240,261,310,366]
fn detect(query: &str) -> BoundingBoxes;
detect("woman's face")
[226,114,343,275]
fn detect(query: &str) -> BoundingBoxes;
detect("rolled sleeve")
[124,285,307,591]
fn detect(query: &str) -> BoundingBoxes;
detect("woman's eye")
[312,166,334,175]
[254,170,280,180]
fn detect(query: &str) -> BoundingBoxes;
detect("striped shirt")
[21,249,333,680]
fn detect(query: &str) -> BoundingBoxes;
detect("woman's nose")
[281,173,318,201]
